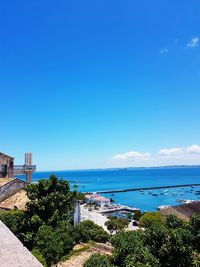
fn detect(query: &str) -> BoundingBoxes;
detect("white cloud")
[112,145,200,167]
[160,48,168,54]
[113,151,151,161]
[187,37,199,48]
[187,144,200,154]
[158,147,183,157]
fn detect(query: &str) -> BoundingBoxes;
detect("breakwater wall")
[94,183,200,194]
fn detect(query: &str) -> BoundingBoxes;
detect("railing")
[14,165,36,172]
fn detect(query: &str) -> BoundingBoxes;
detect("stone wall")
[0,153,14,178]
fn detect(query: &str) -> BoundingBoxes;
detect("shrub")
[32,248,47,267]
[139,212,163,228]
[83,253,113,267]
[75,220,109,243]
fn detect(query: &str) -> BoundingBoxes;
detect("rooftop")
[159,201,200,221]
[0,220,42,267]
[0,152,14,159]
[0,189,28,211]
[0,178,13,187]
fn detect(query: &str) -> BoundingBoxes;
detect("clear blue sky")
[1,1,200,170]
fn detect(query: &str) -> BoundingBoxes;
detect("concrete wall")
[0,153,14,178]
[0,179,25,202]
[0,220,43,267]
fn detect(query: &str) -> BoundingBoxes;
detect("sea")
[18,167,200,212]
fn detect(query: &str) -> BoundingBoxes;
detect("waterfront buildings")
[85,194,111,207]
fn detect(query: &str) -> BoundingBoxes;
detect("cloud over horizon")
[113,151,151,161]
[113,144,200,166]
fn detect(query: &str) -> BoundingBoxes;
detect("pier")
[100,205,139,214]
[94,183,200,194]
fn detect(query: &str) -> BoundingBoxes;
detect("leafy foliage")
[34,221,77,266]
[139,212,163,228]
[32,248,47,267]
[83,253,113,267]
[75,220,109,243]
[0,210,25,239]
[133,210,143,221]
[105,217,129,235]
[0,175,91,266]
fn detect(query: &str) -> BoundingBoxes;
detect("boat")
[140,189,144,192]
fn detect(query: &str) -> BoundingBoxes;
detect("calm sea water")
[18,167,200,211]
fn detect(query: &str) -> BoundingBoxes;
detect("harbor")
[94,183,200,194]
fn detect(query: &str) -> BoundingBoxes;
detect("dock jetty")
[94,183,200,194]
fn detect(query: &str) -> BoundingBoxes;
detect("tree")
[105,218,129,235]
[189,214,200,251]
[75,220,109,243]
[0,210,25,239]
[83,253,113,267]
[133,210,143,221]
[34,221,76,266]
[165,215,184,229]
[32,249,47,267]
[139,212,163,228]
[125,249,160,267]
[111,231,145,266]
[25,174,83,228]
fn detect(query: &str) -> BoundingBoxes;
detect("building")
[0,153,14,178]
[85,194,111,207]
[0,220,42,267]
[0,152,36,183]
[159,201,200,221]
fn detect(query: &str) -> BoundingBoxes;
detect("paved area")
[81,205,139,232]
[0,220,42,267]
[81,205,109,232]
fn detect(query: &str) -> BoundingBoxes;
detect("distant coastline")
[36,164,200,173]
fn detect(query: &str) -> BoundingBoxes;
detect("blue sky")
[1,1,200,170]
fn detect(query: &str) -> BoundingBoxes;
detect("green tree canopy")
[83,253,113,267]
[105,218,129,235]
[75,220,109,243]
[139,212,163,228]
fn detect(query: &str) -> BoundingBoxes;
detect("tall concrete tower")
[14,153,36,184]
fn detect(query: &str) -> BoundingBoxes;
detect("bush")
[0,210,25,238]
[139,212,163,228]
[83,253,113,267]
[105,218,129,235]
[32,249,47,267]
[133,210,143,221]
[34,221,76,266]
[75,220,109,243]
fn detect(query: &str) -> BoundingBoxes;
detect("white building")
[84,194,110,207]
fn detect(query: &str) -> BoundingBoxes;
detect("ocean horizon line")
[35,164,200,173]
